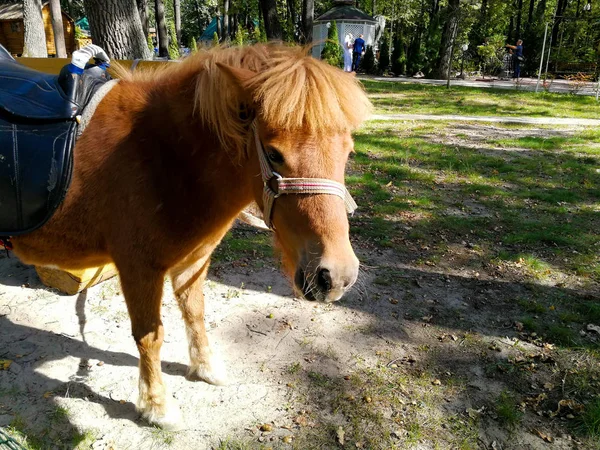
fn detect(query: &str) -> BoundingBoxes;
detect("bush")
[188,36,197,53]
[321,21,343,68]
[168,21,179,59]
[391,38,406,75]
[235,24,248,46]
[212,32,219,47]
[378,31,390,74]
[361,46,376,74]
[477,34,505,76]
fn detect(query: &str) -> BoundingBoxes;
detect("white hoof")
[138,394,185,431]
[187,352,229,385]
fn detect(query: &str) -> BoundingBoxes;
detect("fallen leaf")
[586,324,600,334]
[294,416,308,427]
[535,429,553,443]
[466,406,485,419]
[260,423,273,432]
[0,360,12,370]
[43,391,52,398]
[282,436,293,444]
[432,379,441,386]
[336,426,345,446]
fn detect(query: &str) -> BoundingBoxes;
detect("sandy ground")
[0,230,595,450]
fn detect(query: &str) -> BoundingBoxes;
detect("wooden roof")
[0,2,22,21]
[0,2,73,22]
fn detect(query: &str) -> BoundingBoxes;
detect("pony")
[10,44,372,429]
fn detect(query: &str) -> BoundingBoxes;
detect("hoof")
[138,395,185,431]
[187,352,228,385]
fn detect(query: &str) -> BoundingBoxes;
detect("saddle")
[0,44,109,236]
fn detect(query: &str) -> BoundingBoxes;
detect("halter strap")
[252,122,357,229]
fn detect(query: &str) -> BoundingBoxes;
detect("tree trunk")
[301,0,313,43]
[551,0,566,45]
[155,0,168,57]
[194,0,203,33]
[137,0,149,37]
[223,0,229,38]
[22,0,48,57]
[174,0,181,46]
[526,0,535,27]
[516,0,523,39]
[49,0,67,57]
[260,0,283,40]
[436,0,459,79]
[83,0,152,59]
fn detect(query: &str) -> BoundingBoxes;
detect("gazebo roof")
[315,4,376,23]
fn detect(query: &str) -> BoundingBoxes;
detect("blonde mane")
[118,44,372,157]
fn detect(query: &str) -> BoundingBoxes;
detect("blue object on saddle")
[0,43,108,236]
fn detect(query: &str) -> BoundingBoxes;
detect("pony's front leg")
[119,266,183,430]
[170,259,228,385]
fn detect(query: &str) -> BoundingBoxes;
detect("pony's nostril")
[317,268,332,293]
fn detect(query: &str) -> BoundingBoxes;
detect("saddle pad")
[0,115,76,235]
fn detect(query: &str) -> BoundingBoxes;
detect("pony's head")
[199,45,371,301]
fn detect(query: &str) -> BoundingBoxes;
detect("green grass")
[495,391,523,428]
[579,400,600,439]
[349,121,600,283]
[361,79,600,119]
[212,225,273,265]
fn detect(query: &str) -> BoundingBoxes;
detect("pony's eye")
[267,148,284,165]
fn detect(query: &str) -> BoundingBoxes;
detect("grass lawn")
[349,121,600,285]
[362,79,600,119]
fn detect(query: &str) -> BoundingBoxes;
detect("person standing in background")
[343,33,353,72]
[352,34,365,72]
[506,39,524,79]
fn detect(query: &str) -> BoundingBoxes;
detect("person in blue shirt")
[352,34,366,72]
[506,39,524,79]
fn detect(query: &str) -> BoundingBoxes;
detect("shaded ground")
[1,119,599,449]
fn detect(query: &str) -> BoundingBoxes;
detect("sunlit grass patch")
[361,79,600,119]
[212,226,272,265]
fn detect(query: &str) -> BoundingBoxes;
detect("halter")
[252,122,357,229]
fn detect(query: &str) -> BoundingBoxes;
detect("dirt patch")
[0,227,598,449]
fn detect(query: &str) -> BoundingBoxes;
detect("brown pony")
[11,44,372,429]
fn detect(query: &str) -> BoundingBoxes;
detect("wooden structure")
[0,1,76,56]
[312,0,376,59]
[36,264,118,295]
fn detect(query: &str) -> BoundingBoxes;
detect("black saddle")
[0,44,109,236]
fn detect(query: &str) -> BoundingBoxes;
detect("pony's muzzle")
[294,258,359,302]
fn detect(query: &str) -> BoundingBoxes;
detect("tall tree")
[301,0,314,43]
[155,0,169,57]
[223,0,230,39]
[49,0,67,57]
[83,0,152,59]
[515,0,523,38]
[174,0,181,46]
[260,0,283,40]
[137,0,149,37]
[436,0,460,78]
[23,0,48,57]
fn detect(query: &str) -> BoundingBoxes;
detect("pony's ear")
[216,63,256,97]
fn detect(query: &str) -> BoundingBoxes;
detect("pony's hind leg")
[118,265,183,430]
[170,258,228,385]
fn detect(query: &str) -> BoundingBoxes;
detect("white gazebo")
[312,0,377,59]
